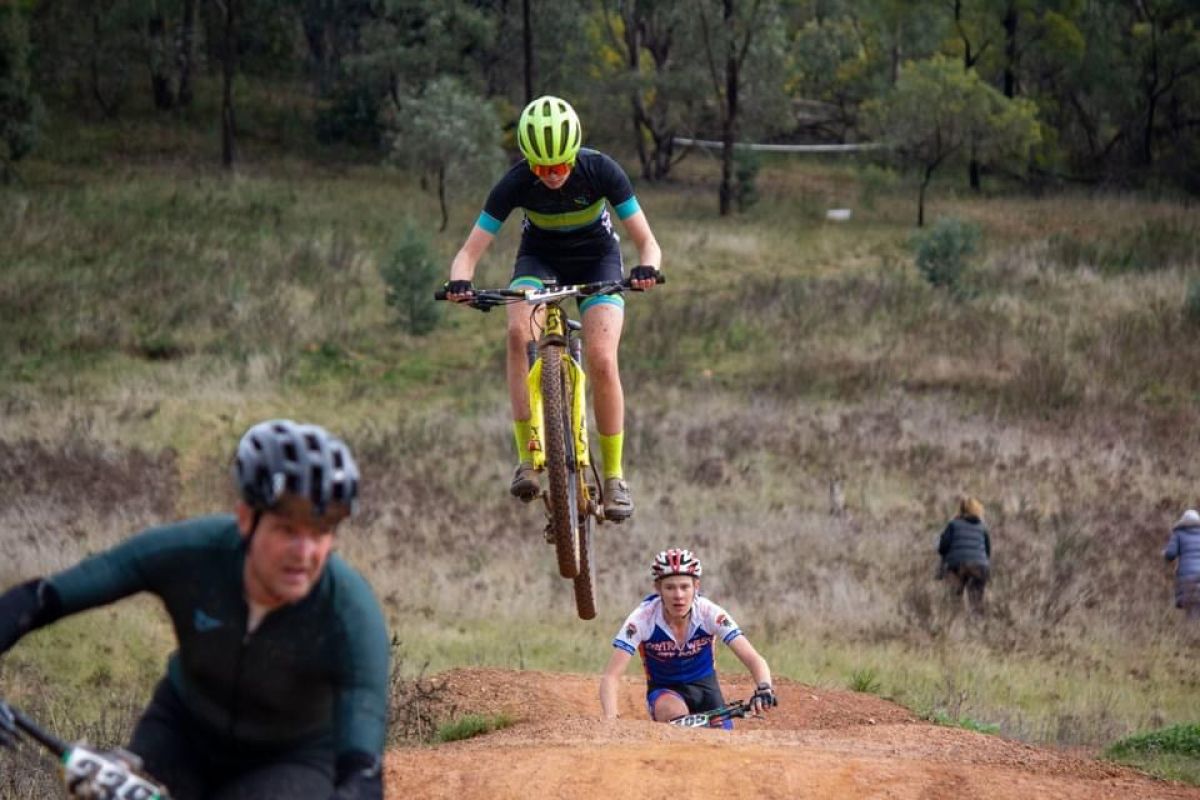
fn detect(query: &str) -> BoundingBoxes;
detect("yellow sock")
[599,432,624,480]
[513,420,532,463]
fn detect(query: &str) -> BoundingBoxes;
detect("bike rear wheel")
[541,343,580,579]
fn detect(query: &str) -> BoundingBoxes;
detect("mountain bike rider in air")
[0,420,390,800]
[599,549,777,725]
[444,94,663,522]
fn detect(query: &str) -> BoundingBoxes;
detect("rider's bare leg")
[506,303,545,500]
[582,303,624,441]
[506,302,542,426]
[650,691,688,722]
[583,303,634,520]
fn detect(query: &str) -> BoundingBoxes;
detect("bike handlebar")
[1,698,172,799]
[433,272,666,308]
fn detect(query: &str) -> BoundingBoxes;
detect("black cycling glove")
[629,265,660,288]
[0,579,62,656]
[750,682,777,714]
[444,280,474,296]
[331,751,382,800]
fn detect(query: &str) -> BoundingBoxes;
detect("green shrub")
[848,667,882,695]
[435,713,515,743]
[380,225,442,336]
[1107,723,1200,758]
[1105,723,1200,785]
[910,216,980,290]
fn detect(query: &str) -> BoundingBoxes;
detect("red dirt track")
[384,668,1199,799]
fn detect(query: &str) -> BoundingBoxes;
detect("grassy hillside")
[3,107,1200,792]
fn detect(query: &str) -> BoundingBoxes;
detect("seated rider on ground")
[0,420,390,800]
[599,548,777,725]
[444,94,663,522]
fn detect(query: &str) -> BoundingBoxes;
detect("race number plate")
[63,746,165,800]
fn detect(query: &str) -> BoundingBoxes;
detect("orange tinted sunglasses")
[531,161,573,179]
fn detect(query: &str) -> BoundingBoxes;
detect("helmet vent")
[305,433,320,451]
[309,465,324,507]
[557,121,570,157]
[282,442,297,462]
[525,124,543,158]
[250,436,263,452]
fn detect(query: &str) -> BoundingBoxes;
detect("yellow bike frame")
[525,303,590,474]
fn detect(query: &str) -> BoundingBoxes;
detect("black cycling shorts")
[646,672,728,725]
[128,679,335,800]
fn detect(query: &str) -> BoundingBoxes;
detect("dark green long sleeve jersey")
[47,514,390,758]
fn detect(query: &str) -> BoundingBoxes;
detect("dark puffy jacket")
[1164,525,1200,602]
[938,516,990,568]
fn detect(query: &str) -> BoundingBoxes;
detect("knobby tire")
[541,343,580,579]
[573,510,596,619]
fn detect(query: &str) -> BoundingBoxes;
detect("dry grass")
[2,146,1200,794]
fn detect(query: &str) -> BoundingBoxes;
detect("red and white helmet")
[650,548,702,580]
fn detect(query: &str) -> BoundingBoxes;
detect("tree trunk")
[176,0,197,107]
[718,0,737,216]
[623,11,652,180]
[522,0,534,103]
[148,11,174,110]
[1002,1,1018,98]
[220,0,237,169]
[918,165,934,227]
[437,165,448,232]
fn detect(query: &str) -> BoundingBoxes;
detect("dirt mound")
[384,668,1198,800]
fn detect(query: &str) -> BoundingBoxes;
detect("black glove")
[629,265,660,289]
[330,751,382,800]
[750,682,777,714]
[444,280,474,297]
[0,579,62,656]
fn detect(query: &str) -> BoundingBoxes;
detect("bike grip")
[433,290,448,301]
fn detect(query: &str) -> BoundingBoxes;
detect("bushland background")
[2,0,1200,795]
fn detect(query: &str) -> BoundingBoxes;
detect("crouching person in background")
[937,496,991,614]
[1164,509,1200,620]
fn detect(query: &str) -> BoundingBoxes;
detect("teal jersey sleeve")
[49,515,238,614]
[329,557,391,756]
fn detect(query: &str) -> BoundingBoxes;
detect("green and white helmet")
[517,95,582,167]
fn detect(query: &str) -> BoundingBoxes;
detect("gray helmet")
[232,419,359,529]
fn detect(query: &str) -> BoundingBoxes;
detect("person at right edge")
[937,495,991,614]
[1163,508,1200,620]
[444,94,663,522]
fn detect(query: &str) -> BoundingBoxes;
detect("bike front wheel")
[541,343,581,579]
[573,490,596,619]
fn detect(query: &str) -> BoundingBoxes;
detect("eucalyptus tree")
[596,0,704,180]
[866,54,1040,226]
[692,0,791,215]
[386,76,506,231]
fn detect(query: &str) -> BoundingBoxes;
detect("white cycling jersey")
[612,594,742,685]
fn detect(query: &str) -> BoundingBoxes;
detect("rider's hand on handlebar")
[444,279,475,303]
[629,265,661,291]
[750,683,777,715]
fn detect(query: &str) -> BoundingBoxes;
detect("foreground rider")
[444,94,663,522]
[599,549,777,725]
[0,420,389,800]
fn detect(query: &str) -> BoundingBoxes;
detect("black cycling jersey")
[477,148,641,260]
[46,515,390,759]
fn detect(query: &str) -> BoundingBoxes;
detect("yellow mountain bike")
[436,276,661,619]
